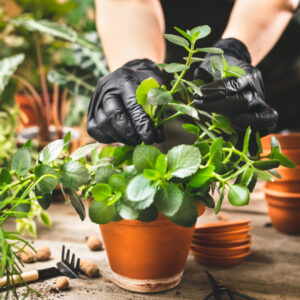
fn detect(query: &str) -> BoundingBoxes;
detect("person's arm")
[222,0,299,66]
[95,0,165,71]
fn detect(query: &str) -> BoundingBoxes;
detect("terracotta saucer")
[195,219,251,234]
[192,249,252,267]
[194,226,252,237]
[190,241,252,257]
[192,235,251,248]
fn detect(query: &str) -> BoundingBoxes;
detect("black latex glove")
[193,38,278,137]
[87,59,164,145]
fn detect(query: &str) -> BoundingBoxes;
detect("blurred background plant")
[0,0,108,145]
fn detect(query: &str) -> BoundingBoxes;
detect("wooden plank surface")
[2,193,300,300]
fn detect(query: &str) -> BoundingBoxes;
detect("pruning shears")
[204,271,257,300]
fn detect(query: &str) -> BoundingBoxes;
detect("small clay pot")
[190,242,252,257]
[264,188,300,235]
[192,235,251,248]
[16,125,84,153]
[192,249,252,267]
[261,133,300,151]
[193,227,252,242]
[15,94,38,127]
[194,219,251,234]
[99,205,205,293]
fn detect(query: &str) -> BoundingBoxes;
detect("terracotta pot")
[190,242,252,257]
[264,188,300,235]
[16,125,84,153]
[99,204,205,293]
[261,133,300,151]
[193,228,251,242]
[192,235,251,248]
[194,219,251,234]
[15,94,38,127]
[192,249,252,267]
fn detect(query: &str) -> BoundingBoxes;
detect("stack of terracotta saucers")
[191,220,252,267]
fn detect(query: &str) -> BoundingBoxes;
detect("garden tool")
[0,245,80,288]
[204,271,257,300]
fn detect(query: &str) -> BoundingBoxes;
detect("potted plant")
[1,25,293,299]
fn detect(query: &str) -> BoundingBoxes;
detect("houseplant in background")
[0,25,294,299]
[261,133,299,234]
[0,0,108,147]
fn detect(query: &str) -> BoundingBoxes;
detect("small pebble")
[35,246,51,261]
[18,247,35,263]
[56,277,69,291]
[86,236,103,251]
[80,259,100,277]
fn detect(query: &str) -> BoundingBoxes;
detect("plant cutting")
[1,25,295,299]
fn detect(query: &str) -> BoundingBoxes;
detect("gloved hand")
[87,59,164,145]
[193,38,278,136]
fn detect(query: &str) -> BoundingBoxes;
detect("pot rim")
[264,188,300,198]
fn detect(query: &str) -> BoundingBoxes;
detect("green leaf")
[91,183,112,202]
[253,160,280,170]
[95,165,118,183]
[118,203,139,220]
[0,168,12,186]
[211,55,225,74]
[63,131,71,151]
[181,79,202,97]
[212,113,231,130]
[182,123,200,136]
[169,103,199,120]
[0,54,25,96]
[99,146,115,159]
[256,131,263,154]
[108,174,126,192]
[194,142,210,156]
[183,57,205,63]
[154,184,183,217]
[169,194,198,227]
[147,88,173,105]
[243,126,251,155]
[39,210,51,227]
[113,145,134,165]
[12,148,31,177]
[188,166,215,188]
[197,47,224,54]
[70,143,99,160]
[69,189,86,221]
[89,200,116,224]
[136,77,160,116]
[163,63,189,73]
[22,140,31,148]
[195,193,215,209]
[226,66,246,77]
[143,169,161,181]
[36,192,52,210]
[272,150,296,168]
[253,168,274,182]
[34,165,58,194]
[174,26,191,41]
[167,145,201,178]
[124,195,155,210]
[39,139,65,163]
[271,136,281,152]
[59,161,90,189]
[155,154,167,177]
[268,169,282,179]
[163,34,189,48]
[190,25,211,40]
[133,145,161,172]
[123,165,138,181]
[126,174,156,202]
[228,184,250,206]
[138,206,158,222]
[239,168,254,186]
[209,137,223,165]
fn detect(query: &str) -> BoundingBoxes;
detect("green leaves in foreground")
[167,145,201,178]
[89,200,116,225]
[12,147,31,177]
[228,184,250,206]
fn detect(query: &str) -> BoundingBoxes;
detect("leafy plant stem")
[157,112,183,126]
[0,175,34,197]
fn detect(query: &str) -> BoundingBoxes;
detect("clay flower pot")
[264,188,300,235]
[99,204,205,293]
[15,94,38,127]
[261,133,300,151]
